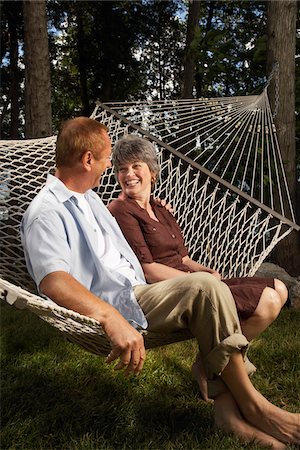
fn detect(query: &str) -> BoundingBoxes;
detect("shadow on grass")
[1,302,299,449]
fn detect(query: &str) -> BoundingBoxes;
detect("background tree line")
[3,0,294,136]
[0,0,299,274]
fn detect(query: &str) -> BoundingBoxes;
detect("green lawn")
[1,302,299,450]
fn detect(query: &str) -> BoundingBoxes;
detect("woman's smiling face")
[117,161,153,200]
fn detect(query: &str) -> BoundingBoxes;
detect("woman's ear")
[151,171,157,185]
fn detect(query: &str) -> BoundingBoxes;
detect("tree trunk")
[195,0,215,97]
[8,9,20,138]
[76,8,90,116]
[23,0,52,138]
[181,0,201,98]
[267,0,300,276]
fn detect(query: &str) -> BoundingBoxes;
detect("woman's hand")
[210,270,222,280]
[154,197,174,213]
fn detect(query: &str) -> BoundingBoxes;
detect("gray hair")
[112,135,160,177]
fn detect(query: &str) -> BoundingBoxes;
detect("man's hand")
[104,315,146,376]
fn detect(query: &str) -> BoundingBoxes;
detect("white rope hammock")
[1,88,299,355]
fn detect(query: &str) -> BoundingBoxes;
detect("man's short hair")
[56,117,108,168]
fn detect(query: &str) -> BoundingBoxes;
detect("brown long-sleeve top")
[108,196,190,272]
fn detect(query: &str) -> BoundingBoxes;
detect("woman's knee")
[274,278,288,307]
[258,287,283,320]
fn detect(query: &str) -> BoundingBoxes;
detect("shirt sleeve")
[22,210,72,287]
[108,201,154,264]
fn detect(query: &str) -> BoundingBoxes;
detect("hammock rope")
[0,88,299,354]
[93,89,294,223]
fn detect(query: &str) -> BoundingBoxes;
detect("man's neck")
[55,168,89,194]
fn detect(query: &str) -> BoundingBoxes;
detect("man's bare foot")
[221,351,300,445]
[241,390,300,445]
[214,392,286,449]
[192,352,210,402]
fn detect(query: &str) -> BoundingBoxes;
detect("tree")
[266,0,300,276]
[139,0,184,100]
[23,0,52,137]
[181,0,202,98]
[181,1,268,98]
[0,0,23,138]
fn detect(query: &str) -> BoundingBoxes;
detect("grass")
[1,302,300,450]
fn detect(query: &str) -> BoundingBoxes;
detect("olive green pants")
[134,272,256,398]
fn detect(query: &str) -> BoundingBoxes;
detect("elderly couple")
[21,117,299,449]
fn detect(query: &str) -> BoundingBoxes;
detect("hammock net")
[0,88,299,295]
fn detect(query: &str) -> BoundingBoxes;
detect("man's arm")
[40,271,146,375]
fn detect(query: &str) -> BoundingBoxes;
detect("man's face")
[91,131,112,189]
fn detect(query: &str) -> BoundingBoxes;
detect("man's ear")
[82,151,93,171]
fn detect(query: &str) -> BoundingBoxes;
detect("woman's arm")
[142,261,189,283]
[182,255,221,279]
[142,258,221,283]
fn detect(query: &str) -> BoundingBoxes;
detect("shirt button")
[153,227,156,231]
[172,234,176,238]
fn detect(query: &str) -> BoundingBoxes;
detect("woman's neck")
[120,190,151,210]
[135,195,151,210]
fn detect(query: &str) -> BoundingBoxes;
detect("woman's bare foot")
[214,391,286,449]
[192,352,210,402]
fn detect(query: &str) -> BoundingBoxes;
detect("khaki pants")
[134,272,256,398]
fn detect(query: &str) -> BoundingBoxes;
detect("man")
[21,117,299,448]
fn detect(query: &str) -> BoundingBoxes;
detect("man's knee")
[186,271,222,291]
[185,272,234,312]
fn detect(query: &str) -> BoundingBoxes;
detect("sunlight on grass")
[1,302,299,449]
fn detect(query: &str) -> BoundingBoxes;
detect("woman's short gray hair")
[112,135,160,177]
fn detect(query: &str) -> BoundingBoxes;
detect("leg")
[214,391,286,449]
[135,273,254,395]
[135,274,299,445]
[195,278,288,395]
[192,352,210,402]
[241,280,288,341]
[274,278,288,307]
[221,352,300,445]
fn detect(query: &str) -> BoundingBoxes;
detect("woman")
[108,135,288,343]
[107,136,297,449]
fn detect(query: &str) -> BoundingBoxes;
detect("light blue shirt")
[20,174,148,329]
